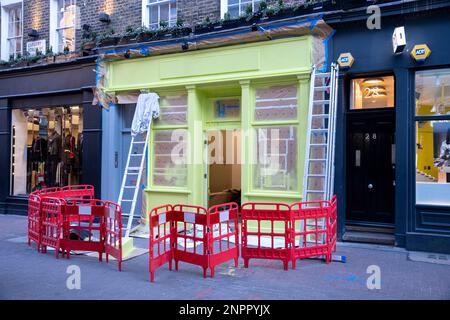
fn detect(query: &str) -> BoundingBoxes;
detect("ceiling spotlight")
[363,78,384,85]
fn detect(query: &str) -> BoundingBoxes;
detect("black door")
[346,110,395,224]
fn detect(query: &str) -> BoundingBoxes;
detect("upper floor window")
[221,0,260,19]
[50,0,77,53]
[144,0,177,29]
[0,1,23,61]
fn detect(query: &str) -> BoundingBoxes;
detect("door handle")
[368,184,373,189]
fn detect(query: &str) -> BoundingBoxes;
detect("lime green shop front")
[104,36,315,213]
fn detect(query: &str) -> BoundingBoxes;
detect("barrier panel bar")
[208,202,239,278]
[149,204,174,282]
[40,197,65,258]
[61,199,106,260]
[104,201,123,271]
[172,204,209,278]
[28,194,42,251]
[241,203,291,270]
[290,200,331,269]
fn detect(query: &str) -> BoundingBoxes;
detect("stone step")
[346,225,394,234]
[342,231,395,246]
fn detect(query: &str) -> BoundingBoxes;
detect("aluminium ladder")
[303,63,339,203]
[118,130,150,238]
[301,63,339,245]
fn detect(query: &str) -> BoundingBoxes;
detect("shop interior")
[11,106,84,196]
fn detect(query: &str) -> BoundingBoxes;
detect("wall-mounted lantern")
[28,29,39,39]
[99,13,111,24]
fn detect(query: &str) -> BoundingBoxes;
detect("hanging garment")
[131,93,160,136]
[48,132,62,160]
[31,137,48,162]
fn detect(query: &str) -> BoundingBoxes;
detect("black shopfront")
[327,1,450,254]
[0,57,102,215]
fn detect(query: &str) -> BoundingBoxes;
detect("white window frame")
[0,0,23,61]
[220,0,260,19]
[50,0,77,54]
[142,0,177,29]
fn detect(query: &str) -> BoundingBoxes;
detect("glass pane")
[253,126,298,191]
[58,28,75,52]
[155,94,188,125]
[416,68,450,116]
[228,5,239,18]
[255,85,298,121]
[58,0,76,28]
[149,6,158,28]
[153,130,188,187]
[160,3,169,22]
[11,106,84,196]
[213,99,240,120]
[350,76,395,110]
[416,120,450,205]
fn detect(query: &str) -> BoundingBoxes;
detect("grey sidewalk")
[0,214,449,300]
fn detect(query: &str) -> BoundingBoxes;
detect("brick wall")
[22,0,142,54]
[19,0,310,56]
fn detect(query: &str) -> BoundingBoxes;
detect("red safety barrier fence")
[28,194,42,252]
[241,203,291,270]
[27,186,122,271]
[149,202,240,282]
[208,203,239,277]
[241,196,337,270]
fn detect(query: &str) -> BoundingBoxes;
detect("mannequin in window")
[63,127,77,185]
[31,135,48,163]
[47,125,62,187]
[439,128,450,182]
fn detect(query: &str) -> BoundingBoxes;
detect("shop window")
[415,68,450,116]
[153,129,187,187]
[350,76,395,110]
[145,0,177,29]
[0,1,23,61]
[221,0,260,19]
[255,84,298,121]
[10,106,84,196]
[415,69,450,206]
[50,0,77,53]
[155,94,188,125]
[253,126,298,191]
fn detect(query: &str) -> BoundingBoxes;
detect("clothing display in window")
[10,106,84,194]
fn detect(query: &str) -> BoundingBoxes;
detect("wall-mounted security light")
[181,42,189,51]
[28,29,39,38]
[99,13,111,24]
[251,23,258,32]
[82,24,91,31]
[392,26,406,54]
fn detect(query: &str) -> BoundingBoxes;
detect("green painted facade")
[105,36,314,212]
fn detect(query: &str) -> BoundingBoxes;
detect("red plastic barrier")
[241,203,291,270]
[172,204,209,278]
[149,205,174,282]
[148,202,240,282]
[28,194,42,251]
[60,185,94,200]
[40,197,64,258]
[61,199,106,260]
[208,202,239,278]
[104,201,123,271]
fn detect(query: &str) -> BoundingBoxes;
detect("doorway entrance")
[346,110,395,225]
[205,129,242,208]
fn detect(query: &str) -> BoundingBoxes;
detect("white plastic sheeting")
[131,93,160,136]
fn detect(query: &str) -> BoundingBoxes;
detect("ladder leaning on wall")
[118,130,150,238]
[302,63,339,203]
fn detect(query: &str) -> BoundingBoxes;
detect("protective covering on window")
[153,129,188,187]
[255,85,298,121]
[155,94,188,125]
[253,126,297,191]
